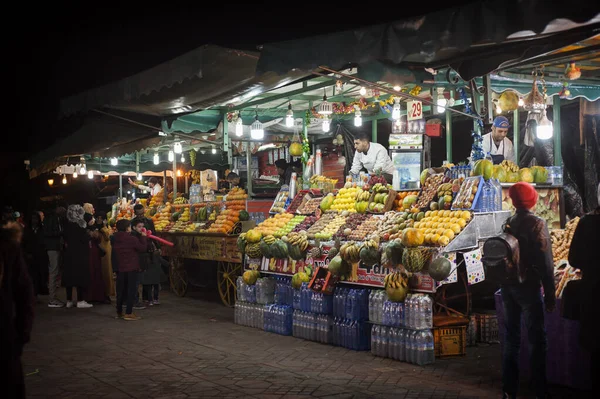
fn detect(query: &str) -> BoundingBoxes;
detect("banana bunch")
[501,160,519,173]
[362,237,379,251]
[286,232,309,251]
[189,149,197,167]
[384,271,408,289]
[263,234,276,245]
[357,190,371,201]
[174,197,186,204]
[371,183,389,193]
[190,170,202,184]
[437,183,454,198]
[340,241,361,263]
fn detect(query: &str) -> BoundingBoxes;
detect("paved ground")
[23,289,586,399]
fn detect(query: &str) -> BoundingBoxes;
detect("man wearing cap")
[500,182,555,399]
[482,116,516,165]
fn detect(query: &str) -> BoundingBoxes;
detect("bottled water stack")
[371,325,434,365]
[263,304,293,335]
[274,276,294,306]
[256,277,276,305]
[368,290,385,324]
[333,287,369,321]
[332,317,371,351]
[234,302,265,330]
[292,311,332,344]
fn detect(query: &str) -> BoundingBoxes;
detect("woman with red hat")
[500,182,556,399]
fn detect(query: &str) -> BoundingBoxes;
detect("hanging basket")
[523,78,545,112]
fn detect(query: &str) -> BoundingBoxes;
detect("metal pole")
[185,174,189,194]
[371,120,377,143]
[513,109,520,164]
[223,113,232,166]
[553,97,562,166]
[135,151,140,176]
[163,170,168,203]
[445,102,453,163]
[172,151,178,200]
[246,146,253,197]
[483,75,494,125]
[119,175,123,198]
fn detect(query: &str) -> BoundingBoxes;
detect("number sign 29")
[407,100,423,121]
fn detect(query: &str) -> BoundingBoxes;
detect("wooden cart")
[157,232,243,307]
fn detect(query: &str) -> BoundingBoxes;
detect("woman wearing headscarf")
[82,212,106,304]
[95,211,115,299]
[568,183,600,391]
[62,205,93,308]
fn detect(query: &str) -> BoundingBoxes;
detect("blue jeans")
[501,284,547,397]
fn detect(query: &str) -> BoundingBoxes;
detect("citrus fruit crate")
[433,325,467,357]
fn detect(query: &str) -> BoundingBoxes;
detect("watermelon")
[239,210,250,221]
[270,240,289,259]
[531,166,548,183]
[259,239,273,258]
[287,243,305,261]
[472,159,493,180]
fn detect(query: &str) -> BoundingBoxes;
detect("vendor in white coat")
[350,132,396,183]
[482,116,516,165]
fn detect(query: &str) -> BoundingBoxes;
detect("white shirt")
[481,133,515,163]
[137,183,162,196]
[350,142,396,175]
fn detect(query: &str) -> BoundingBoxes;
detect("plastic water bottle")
[423,329,435,365]
[398,328,407,362]
[390,328,399,360]
[421,295,433,329]
[490,178,502,211]
[481,180,493,212]
[369,290,375,322]
[382,300,390,326]
[405,294,413,329]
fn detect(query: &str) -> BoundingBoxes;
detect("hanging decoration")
[564,62,581,80]
[457,87,485,162]
[302,111,312,165]
[558,82,571,99]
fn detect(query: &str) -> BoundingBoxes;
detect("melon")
[359,245,380,266]
[384,239,404,266]
[270,240,289,259]
[245,229,262,243]
[472,159,494,180]
[238,210,250,221]
[402,195,418,209]
[531,166,548,183]
[429,257,452,281]
[518,168,534,183]
[506,172,519,183]
[498,91,519,112]
[290,142,303,156]
[320,194,334,211]
[401,228,425,248]
[492,165,507,182]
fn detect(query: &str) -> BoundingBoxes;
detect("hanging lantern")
[536,109,553,140]
[212,147,217,154]
[354,106,362,127]
[235,112,244,136]
[286,103,294,127]
[168,150,174,162]
[174,137,182,154]
[250,112,264,139]
[317,89,332,115]
[436,87,447,114]
[322,116,330,132]
[87,171,94,179]
[48,178,54,186]
[359,86,367,96]
[523,76,546,112]
[62,175,67,184]
[153,152,159,165]
[110,157,118,166]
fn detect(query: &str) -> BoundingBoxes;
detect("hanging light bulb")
[212,147,217,154]
[436,87,447,114]
[168,150,174,162]
[235,112,243,137]
[88,170,94,179]
[354,107,362,127]
[62,175,67,184]
[200,149,206,155]
[536,109,553,140]
[285,103,294,127]
[518,98,524,107]
[359,86,367,96]
[496,104,503,114]
[110,157,118,166]
[79,162,86,175]
[322,116,330,132]
[317,89,332,115]
[73,171,78,178]
[177,170,182,177]
[173,138,182,154]
[393,85,401,91]
[250,112,264,140]
[48,178,54,186]
[137,173,143,180]
[392,98,401,120]
[181,153,185,162]
[153,152,159,165]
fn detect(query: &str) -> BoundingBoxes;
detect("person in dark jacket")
[131,205,157,309]
[83,213,107,303]
[501,182,556,399]
[62,205,93,309]
[43,204,66,308]
[568,183,600,391]
[1,220,35,399]
[22,212,49,300]
[112,219,147,321]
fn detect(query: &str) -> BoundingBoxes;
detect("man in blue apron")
[482,116,516,165]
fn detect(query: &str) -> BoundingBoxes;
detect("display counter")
[501,184,564,229]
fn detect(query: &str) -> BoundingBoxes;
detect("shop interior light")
[73,171,78,178]
[536,109,553,140]
[317,89,332,115]
[354,107,362,127]
[496,104,503,114]
[393,85,401,91]
[250,112,264,140]
[48,178,54,186]
[173,139,182,154]
[212,147,217,154]
[518,98,524,107]
[137,173,143,180]
[181,153,185,163]
[285,103,294,127]
[87,170,94,179]
[436,87,447,114]
[392,98,401,120]
[153,152,159,165]
[176,169,182,177]
[200,149,206,155]
[110,157,118,166]
[168,150,174,162]
[158,131,167,137]
[79,161,86,175]
[62,175,67,184]
[359,86,367,96]
[235,113,244,137]
[322,116,330,132]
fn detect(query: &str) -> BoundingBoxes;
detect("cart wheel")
[217,261,242,307]
[169,257,188,297]
[433,263,471,317]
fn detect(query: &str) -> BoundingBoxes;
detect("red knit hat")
[509,182,538,209]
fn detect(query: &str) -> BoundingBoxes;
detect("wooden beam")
[229,80,336,111]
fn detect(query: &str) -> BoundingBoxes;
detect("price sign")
[407,100,423,121]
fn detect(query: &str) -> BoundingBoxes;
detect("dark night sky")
[4,1,477,208]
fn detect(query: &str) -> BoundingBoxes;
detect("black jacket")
[505,209,556,306]
[43,213,63,251]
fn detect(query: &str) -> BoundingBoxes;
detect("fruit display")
[367,184,394,213]
[394,191,420,211]
[305,213,337,239]
[367,172,388,186]
[291,216,317,233]
[330,187,360,212]
[374,211,412,241]
[500,159,519,174]
[260,234,276,258]
[283,231,309,260]
[550,216,580,264]
[245,242,262,258]
[415,173,445,209]
[251,213,294,237]
[428,256,453,281]
[310,175,338,191]
[291,271,311,289]
[270,239,290,259]
[384,271,409,302]
[327,255,351,278]
[339,241,361,264]
[242,270,260,285]
[274,215,306,238]
[207,209,241,234]
[530,166,548,184]
[359,238,381,266]
[412,209,471,247]
[347,216,379,241]
[313,214,347,241]
[190,170,201,184]
[402,247,435,273]
[333,213,368,240]
[174,196,187,204]
[270,189,290,213]
[287,190,310,213]
[153,204,173,232]
[471,159,493,180]
[226,187,248,211]
[297,197,323,214]
[149,190,165,207]
[354,189,372,214]
[452,176,482,210]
